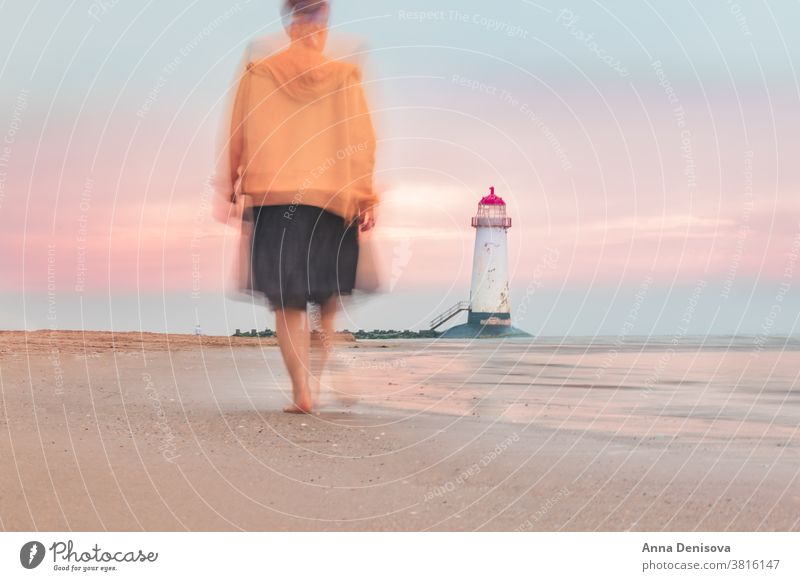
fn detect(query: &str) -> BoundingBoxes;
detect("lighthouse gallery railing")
[471,216,512,228]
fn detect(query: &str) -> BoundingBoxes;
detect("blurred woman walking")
[213,0,378,413]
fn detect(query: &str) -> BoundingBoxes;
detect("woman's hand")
[212,191,237,224]
[358,208,376,232]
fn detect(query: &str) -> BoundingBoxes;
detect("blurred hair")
[281,0,329,25]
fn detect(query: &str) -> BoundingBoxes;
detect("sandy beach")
[0,331,797,531]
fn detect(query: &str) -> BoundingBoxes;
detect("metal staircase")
[429,301,470,330]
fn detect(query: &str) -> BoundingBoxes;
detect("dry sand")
[0,331,797,531]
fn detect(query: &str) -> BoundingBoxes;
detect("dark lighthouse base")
[439,311,532,339]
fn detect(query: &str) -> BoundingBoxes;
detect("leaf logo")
[20,541,46,569]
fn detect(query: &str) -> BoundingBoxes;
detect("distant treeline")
[234,329,276,337]
[232,328,440,339]
[349,329,441,339]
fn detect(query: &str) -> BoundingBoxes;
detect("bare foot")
[330,362,360,407]
[282,401,312,414]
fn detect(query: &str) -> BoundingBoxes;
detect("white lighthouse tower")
[431,187,530,338]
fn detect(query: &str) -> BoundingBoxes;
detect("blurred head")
[282,0,330,51]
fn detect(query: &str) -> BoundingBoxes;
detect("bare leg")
[275,307,312,413]
[309,297,338,405]
[318,297,360,406]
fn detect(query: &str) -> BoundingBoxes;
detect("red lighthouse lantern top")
[472,187,512,229]
[479,186,506,206]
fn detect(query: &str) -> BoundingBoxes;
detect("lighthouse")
[431,187,531,338]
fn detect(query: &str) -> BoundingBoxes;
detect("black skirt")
[244,204,359,310]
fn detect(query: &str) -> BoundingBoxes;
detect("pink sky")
[4,87,798,297]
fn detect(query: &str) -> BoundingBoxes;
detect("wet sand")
[0,332,797,531]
